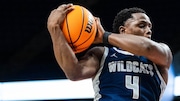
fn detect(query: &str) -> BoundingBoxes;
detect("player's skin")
[47,3,172,84]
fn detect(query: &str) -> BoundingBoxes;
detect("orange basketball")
[61,5,97,53]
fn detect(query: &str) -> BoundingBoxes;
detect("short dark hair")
[112,7,146,33]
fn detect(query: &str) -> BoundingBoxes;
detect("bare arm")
[47,4,100,81]
[108,34,172,68]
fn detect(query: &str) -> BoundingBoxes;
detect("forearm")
[109,33,151,55]
[108,33,172,67]
[49,24,78,75]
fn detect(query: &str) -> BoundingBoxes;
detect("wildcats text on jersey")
[108,60,154,76]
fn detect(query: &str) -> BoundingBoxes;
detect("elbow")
[146,43,173,68]
[64,71,82,81]
[66,74,80,81]
[165,50,173,68]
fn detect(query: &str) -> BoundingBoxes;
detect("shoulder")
[158,42,171,51]
[76,46,105,59]
[87,46,105,58]
[147,41,172,68]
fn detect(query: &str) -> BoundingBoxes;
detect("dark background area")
[0,0,180,82]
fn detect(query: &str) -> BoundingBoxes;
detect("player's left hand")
[93,17,105,44]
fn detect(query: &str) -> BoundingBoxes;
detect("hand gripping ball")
[61,5,97,53]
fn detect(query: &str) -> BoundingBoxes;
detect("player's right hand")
[47,3,74,30]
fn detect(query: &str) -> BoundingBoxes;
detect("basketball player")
[47,3,172,101]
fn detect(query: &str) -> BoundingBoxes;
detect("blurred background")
[0,0,180,101]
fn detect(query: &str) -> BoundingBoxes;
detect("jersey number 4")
[125,75,139,99]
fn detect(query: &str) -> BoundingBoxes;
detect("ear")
[119,26,125,33]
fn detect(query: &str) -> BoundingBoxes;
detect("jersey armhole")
[92,46,109,81]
